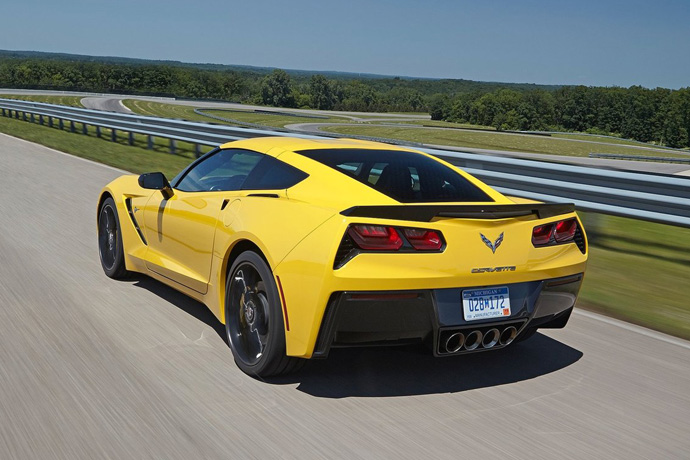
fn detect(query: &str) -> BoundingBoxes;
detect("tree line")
[433,86,690,148]
[1,56,687,148]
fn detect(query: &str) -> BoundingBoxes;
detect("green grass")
[0,115,196,178]
[123,100,352,128]
[1,111,689,340]
[322,125,690,159]
[578,213,690,340]
[199,108,351,128]
[0,94,84,107]
[122,100,216,124]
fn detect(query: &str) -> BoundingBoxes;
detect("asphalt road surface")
[80,97,134,114]
[1,133,689,459]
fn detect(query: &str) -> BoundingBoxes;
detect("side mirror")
[138,172,174,199]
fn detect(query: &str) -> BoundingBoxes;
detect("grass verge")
[0,94,85,107]
[577,213,690,340]
[123,100,352,128]
[0,115,196,178]
[323,125,690,159]
[0,112,688,340]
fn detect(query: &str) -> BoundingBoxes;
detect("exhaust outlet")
[500,326,518,346]
[482,328,500,348]
[444,332,465,353]
[464,330,483,351]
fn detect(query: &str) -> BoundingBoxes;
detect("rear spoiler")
[340,203,575,222]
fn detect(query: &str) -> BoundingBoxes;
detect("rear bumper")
[312,273,583,358]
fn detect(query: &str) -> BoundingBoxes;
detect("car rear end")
[271,144,587,358]
[311,205,586,358]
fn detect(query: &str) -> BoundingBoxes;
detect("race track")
[1,134,689,459]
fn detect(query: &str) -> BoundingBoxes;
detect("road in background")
[1,133,689,459]
[81,97,133,114]
[4,89,690,176]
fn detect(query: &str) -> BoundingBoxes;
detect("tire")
[98,197,130,279]
[225,251,305,378]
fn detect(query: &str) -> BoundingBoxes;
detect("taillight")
[531,223,554,246]
[532,218,581,247]
[554,219,577,242]
[402,228,443,251]
[348,225,403,250]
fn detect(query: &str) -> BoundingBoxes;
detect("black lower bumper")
[312,273,583,358]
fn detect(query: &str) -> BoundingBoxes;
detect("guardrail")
[1,97,689,228]
[589,152,690,164]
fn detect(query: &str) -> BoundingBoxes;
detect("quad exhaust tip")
[464,330,483,351]
[500,326,518,346]
[444,332,465,353]
[482,328,500,349]
[442,325,522,354]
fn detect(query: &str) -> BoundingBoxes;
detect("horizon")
[3,0,689,89]
[3,48,685,91]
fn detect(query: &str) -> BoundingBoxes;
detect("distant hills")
[0,49,559,91]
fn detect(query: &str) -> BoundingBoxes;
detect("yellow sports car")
[98,137,587,377]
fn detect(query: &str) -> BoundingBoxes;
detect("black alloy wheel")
[98,197,129,279]
[225,251,304,377]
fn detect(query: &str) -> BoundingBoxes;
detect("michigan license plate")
[462,287,511,321]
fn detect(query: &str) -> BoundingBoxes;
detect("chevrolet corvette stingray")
[97,137,587,377]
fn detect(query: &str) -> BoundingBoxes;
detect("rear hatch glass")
[298,148,493,203]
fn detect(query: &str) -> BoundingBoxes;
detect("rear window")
[297,148,493,203]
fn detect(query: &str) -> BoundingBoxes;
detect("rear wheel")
[98,197,130,279]
[225,251,304,377]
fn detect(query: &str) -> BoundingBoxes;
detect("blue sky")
[4,0,689,88]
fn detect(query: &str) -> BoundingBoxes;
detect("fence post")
[96,126,101,138]
[15,110,19,119]
[111,128,117,142]
[1,108,5,116]
[70,121,75,133]
[48,116,53,128]
[30,113,35,123]
[22,112,27,121]
[82,123,88,135]
[128,132,134,146]
[194,144,201,158]
[147,135,154,150]
[39,115,44,125]
[169,139,176,155]
[59,118,64,130]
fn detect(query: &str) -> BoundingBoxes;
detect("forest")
[1,52,688,148]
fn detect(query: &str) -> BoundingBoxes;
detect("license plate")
[462,287,511,321]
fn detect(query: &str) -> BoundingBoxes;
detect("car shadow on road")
[129,275,582,398]
[269,335,582,398]
[130,275,228,345]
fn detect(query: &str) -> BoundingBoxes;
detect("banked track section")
[1,98,689,227]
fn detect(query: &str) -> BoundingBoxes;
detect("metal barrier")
[1,97,689,228]
[589,152,690,164]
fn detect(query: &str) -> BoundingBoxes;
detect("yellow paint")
[99,137,588,358]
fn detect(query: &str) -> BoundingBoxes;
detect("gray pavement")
[1,134,690,459]
[80,97,134,114]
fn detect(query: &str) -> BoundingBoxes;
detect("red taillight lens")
[554,219,577,242]
[532,218,580,247]
[402,228,443,251]
[532,223,554,246]
[348,225,403,250]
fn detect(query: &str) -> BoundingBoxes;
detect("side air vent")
[125,198,147,245]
